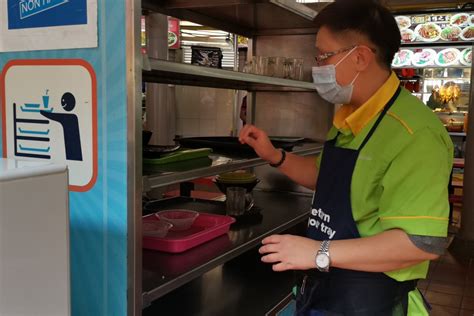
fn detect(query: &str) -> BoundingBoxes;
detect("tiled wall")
[175,86,236,137]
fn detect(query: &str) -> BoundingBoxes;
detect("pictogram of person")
[40,92,83,161]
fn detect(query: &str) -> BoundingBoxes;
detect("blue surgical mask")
[312,46,360,105]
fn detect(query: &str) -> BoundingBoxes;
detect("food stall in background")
[393,10,473,157]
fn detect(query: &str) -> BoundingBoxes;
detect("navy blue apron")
[296,87,417,316]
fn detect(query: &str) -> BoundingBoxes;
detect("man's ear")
[353,46,375,72]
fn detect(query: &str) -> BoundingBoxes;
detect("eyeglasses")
[314,45,356,64]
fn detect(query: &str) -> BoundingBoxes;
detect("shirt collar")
[333,72,400,136]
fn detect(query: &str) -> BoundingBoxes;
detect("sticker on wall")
[1,59,97,192]
[0,0,97,52]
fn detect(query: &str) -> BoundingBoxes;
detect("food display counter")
[393,9,473,157]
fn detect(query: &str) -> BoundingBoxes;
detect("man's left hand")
[259,234,319,271]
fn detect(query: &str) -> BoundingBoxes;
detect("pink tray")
[142,212,236,253]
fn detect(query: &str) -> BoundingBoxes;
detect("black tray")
[143,144,181,159]
[174,136,297,157]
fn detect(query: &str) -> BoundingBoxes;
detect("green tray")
[143,148,212,165]
[143,157,213,173]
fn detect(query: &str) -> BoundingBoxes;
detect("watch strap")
[316,240,331,272]
[320,240,331,254]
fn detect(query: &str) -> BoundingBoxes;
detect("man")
[239,1,453,315]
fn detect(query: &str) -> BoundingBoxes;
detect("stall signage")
[395,11,474,44]
[19,0,69,20]
[392,46,472,68]
[1,59,98,192]
[8,0,87,30]
[0,0,97,52]
[168,17,180,49]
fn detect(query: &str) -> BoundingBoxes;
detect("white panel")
[0,161,70,316]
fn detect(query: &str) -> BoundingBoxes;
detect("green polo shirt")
[318,74,453,283]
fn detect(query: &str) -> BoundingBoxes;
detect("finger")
[239,128,260,143]
[243,135,258,148]
[262,235,282,245]
[238,125,255,144]
[272,262,290,272]
[261,253,281,264]
[259,243,279,254]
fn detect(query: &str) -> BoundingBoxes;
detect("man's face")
[315,26,358,87]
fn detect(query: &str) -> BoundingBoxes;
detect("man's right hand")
[239,124,319,190]
[238,125,281,164]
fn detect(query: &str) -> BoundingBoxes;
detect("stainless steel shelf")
[424,78,471,81]
[143,248,296,315]
[143,58,317,91]
[142,0,322,37]
[143,143,323,190]
[142,191,311,306]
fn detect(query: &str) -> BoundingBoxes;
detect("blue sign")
[8,0,87,30]
[1,0,128,314]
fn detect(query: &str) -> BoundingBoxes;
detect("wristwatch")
[315,240,331,272]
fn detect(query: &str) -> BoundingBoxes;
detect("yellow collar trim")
[333,72,400,135]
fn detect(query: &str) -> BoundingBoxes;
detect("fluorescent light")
[270,0,318,20]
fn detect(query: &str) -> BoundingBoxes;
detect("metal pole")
[146,13,175,145]
[232,34,240,136]
[126,0,143,314]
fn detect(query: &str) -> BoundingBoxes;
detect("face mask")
[312,46,360,105]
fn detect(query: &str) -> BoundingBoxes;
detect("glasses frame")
[314,45,357,64]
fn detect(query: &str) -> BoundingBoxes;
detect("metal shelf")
[449,132,467,137]
[142,0,322,37]
[143,58,317,91]
[142,191,311,306]
[424,77,471,81]
[143,247,296,315]
[143,143,323,190]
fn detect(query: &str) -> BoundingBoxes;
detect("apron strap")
[358,86,402,151]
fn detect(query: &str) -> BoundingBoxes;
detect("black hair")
[314,0,400,69]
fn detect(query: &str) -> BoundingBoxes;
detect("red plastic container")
[142,212,235,253]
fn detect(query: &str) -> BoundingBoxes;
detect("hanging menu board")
[395,12,474,44]
[392,46,472,68]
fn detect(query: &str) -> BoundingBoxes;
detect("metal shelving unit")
[139,1,325,312]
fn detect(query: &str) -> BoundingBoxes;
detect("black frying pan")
[175,136,296,157]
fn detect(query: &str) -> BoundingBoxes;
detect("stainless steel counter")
[142,190,312,307]
[143,243,303,316]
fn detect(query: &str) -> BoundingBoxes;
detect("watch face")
[316,253,330,268]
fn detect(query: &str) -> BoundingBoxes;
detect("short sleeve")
[378,127,453,237]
